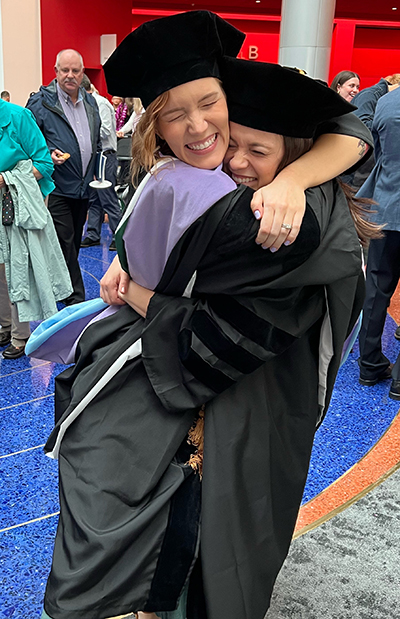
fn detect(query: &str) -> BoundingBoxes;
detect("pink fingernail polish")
[254,210,261,220]
[270,247,277,253]
[284,240,291,246]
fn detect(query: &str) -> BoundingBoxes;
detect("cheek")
[219,114,230,138]
[223,153,233,168]
[213,103,229,135]
[157,121,171,143]
[256,160,279,187]
[158,123,183,154]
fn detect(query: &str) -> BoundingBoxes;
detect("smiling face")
[55,50,84,100]
[156,77,229,170]
[224,122,284,190]
[337,76,360,102]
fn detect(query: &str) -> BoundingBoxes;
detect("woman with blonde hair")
[33,11,374,619]
[117,97,145,137]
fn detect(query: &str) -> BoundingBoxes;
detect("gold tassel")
[186,405,205,478]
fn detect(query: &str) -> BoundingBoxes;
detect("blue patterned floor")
[1,225,399,618]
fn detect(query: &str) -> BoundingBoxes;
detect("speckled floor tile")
[0,395,56,456]
[0,449,58,530]
[296,412,400,534]
[0,369,56,409]
[0,516,57,618]
[303,317,400,503]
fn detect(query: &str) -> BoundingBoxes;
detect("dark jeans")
[358,230,400,379]
[48,193,88,305]
[87,152,121,241]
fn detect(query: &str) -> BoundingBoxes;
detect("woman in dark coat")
[32,11,372,619]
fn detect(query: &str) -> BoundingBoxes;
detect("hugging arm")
[141,190,323,413]
[100,255,131,305]
[252,112,373,249]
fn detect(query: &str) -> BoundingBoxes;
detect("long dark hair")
[275,135,382,246]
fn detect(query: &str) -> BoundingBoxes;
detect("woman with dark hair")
[31,12,375,619]
[330,70,360,102]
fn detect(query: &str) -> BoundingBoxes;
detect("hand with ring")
[250,169,306,251]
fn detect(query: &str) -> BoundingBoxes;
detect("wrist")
[273,164,307,191]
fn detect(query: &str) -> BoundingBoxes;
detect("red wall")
[131,11,280,63]
[40,0,133,96]
[131,10,400,89]
[352,26,400,88]
[330,20,400,87]
[40,3,400,96]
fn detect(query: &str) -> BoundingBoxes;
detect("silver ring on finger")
[281,223,292,230]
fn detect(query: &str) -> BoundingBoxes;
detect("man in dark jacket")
[27,49,101,304]
[357,85,400,395]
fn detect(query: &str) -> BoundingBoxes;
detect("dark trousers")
[48,193,88,305]
[86,152,121,240]
[358,230,400,379]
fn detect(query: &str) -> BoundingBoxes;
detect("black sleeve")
[141,189,325,413]
[26,94,45,133]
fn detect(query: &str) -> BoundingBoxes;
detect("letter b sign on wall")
[249,46,259,59]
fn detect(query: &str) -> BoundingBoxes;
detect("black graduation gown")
[42,181,364,619]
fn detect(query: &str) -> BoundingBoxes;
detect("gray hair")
[55,49,84,69]
[80,74,92,92]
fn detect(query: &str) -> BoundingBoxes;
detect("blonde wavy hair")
[130,92,173,186]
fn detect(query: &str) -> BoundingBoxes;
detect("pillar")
[279,0,336,81]
[0,0,42,106]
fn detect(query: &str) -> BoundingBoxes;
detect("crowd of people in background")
[0,49,148,361]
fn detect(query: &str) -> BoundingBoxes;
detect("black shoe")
[81,237,100,248]
[2,343,26,359]
[389,379,400,400]
[109,240,117,251]
[359,364,393,386]
[0,331,11,347]
[395,326,400,340]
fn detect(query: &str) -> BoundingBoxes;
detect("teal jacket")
[0,160,72,321]
[0,99,55,196]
